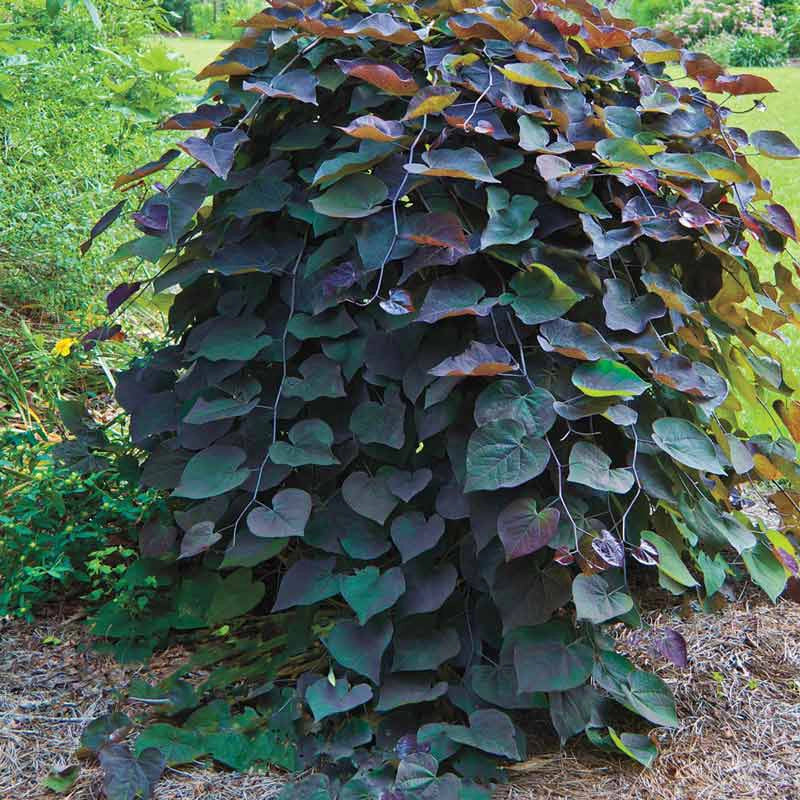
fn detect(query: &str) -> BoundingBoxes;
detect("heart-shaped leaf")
[390,512,446,562]
[497,498,560,560]
[270,419,339,467]
[465,420,550,492]
[178,130,249,180]
[339,566,406,624]
[174,445,249,499]
[474,381,556,437]
[306,677,374,722]
[272,557,339,611]
[342,471,400,524]
[568,442,634,494]
[387,468,432,502]
[651,418,725,474]
[323,616,394,682]
[572,574,633,623]
[247,489,312,538]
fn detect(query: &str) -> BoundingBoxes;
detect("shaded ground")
[2,595,799,799]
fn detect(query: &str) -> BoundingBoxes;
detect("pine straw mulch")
[1,595,799,800]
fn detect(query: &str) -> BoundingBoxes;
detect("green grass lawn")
[728,67,800,225]
[710,68,800,431]
[153,36,235,74]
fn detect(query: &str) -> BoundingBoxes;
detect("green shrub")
[87,0,800,794]
[775,0,800,55]
[628,0,677,27]
[189,0,264,38]
[663,0,778,46]
[694,32,738,65]
[729,32,789,65]
[160,0,194,31]
[0,427,166,618]
[0,0,194,317]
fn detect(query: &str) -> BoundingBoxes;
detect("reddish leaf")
[653,628,688,668]
[681,52,725,81]
[335,58,419,96]
[402,212,469,250]
[113,149,180,190]
[763,204,797,240]
[591,530,624,567]
[160,103,231,131]
[80,200,125,255]
[344,13,426,44]
[178,130,249,180]
[631,541,659,566]
[554,547,575,566]
[380,289,416,316]
[336,115,406,142]
[429,341,517,377]
[107,281,141,314]
[699,73,776,95]
[244,70,319,105]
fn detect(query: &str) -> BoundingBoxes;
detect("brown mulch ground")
[1,596,799,800]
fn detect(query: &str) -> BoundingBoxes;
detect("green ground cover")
[152,35,234,73]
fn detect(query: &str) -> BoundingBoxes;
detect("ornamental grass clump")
[86,0,800,794]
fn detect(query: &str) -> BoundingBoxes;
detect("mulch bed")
[1,596,799,800]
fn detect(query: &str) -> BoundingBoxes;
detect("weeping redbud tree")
[83,0,800,794]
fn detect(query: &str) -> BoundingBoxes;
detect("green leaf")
[568,441,634,494]
[572,359,650,398]
[641,531,698,588]
[595,138,653,169]
[306,677,373,722]
[376,674,449,711]
[481,187,538,249]
[42,765,80,793]
[207,569,266,624]
[283,355,346,400]
[405,148,499,183]
[464,419,550,492]
[174,445,249,499]
[323,616,394,682]
[441,709,524,760]
[514,638,594,693]
[608,728,657,767]
[350,388,406,449]
[339,567,406,624]
[186,316,271,362]
[473,382,556,437]
[651,418,725,475]
[518,116,549,151]
[270,420,339,467]
[313,141,397,187]
[391,625,461,671]
[247,489,312,538]
[742,543,786,602]
[498,61,570,89]
[311,174,388,218]
[134,724,206,765]
[572,574,634,623]
[507,264,580,325]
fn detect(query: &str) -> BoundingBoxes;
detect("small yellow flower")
[52,337,78,357]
